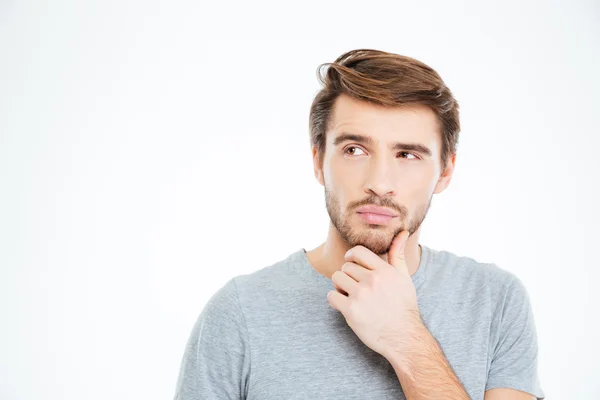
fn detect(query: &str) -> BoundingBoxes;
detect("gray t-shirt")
[174,244,544,399]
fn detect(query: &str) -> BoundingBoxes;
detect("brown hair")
[309,49,460,170]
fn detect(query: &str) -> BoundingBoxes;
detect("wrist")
[382,312,426,361]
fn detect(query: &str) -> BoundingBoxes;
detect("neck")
[306,224,423,280]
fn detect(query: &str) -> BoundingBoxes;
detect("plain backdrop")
[1,0,599,399]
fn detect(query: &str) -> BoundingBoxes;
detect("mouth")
[356,211,396,225]
[355,205,398,216]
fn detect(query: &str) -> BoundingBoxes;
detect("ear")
[312,145,325,186]
[433,153,456,194]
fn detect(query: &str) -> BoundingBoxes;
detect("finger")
[327,289,350,315]
[341,262,371,282]
[344,245,385,271]
[331,270,359,296]
[388,230,410,275]
[333,282,348,296]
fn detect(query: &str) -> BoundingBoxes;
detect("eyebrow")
[332,132,433,158]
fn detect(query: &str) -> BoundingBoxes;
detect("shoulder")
[423,246,527,302]
[198,277,242,323]
[202,249,313,317]
[429,246,517,283]
[230,248,310,294]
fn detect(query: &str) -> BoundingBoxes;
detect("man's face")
[313,94,454,255]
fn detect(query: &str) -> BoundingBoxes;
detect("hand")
[327,230,422,358]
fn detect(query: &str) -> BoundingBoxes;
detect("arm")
[173,278,251,400]
[485,388,536,400]
[385,276,544,400]
[383,318,470,400]
[484,276,544,399]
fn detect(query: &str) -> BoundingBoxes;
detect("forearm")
[384,319,470,400]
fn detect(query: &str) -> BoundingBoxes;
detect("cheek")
[325,166,352,192]
[402,172,435,194]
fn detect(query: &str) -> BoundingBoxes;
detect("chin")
[349,230,393,255]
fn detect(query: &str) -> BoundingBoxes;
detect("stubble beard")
[324,185,432,256]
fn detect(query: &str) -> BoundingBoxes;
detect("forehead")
[328,94,440,149]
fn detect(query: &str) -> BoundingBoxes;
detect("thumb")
[389,230,410,274]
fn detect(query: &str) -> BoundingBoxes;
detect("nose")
[364,156,397,198]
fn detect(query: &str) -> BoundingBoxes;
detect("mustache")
[352,199,405,216]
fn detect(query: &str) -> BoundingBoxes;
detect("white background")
[1,1,599,399]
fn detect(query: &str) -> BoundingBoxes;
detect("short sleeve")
[486,275,545,399]
[173,278,251,400]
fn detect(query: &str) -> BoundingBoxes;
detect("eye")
[344,146,366,156]
[398,151,418,160]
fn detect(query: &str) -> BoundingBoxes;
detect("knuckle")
[341,262,353,272]
[331,270,342,281]
[366,277,378,289]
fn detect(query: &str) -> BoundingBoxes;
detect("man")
[173,49,544,399]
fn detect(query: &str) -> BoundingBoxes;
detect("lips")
[356,205,398,217]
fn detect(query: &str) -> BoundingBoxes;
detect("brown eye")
[345,146,366,156]
[398,151,417,159]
